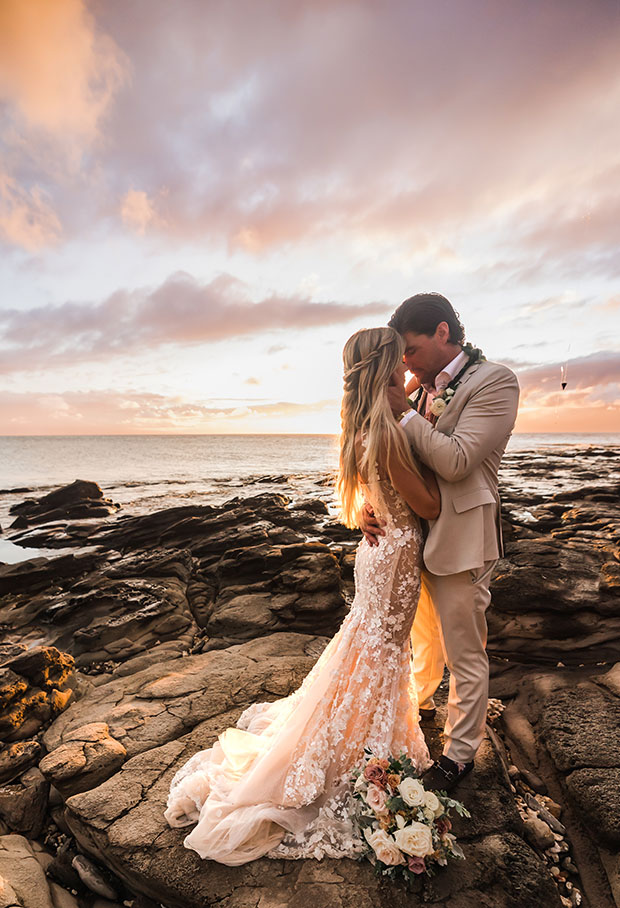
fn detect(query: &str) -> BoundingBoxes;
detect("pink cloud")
[90,0,620,267]
[514,351,620,407]
[0,0,125,139]
[0,0,127,249]
[2,0,617,270]
[0,173,62,249]
[0,271,390,373]
[0,388,338,434]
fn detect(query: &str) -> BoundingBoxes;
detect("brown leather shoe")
[422,755,474,792]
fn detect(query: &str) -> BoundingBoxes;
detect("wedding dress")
[164,465,430,865]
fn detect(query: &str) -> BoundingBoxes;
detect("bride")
[164,326,440,865]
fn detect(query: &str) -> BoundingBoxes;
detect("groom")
[361,293,519,791]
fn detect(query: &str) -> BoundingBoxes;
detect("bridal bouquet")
[351,750,470,884]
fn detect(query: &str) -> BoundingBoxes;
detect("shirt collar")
[422,349,469,392]
[442,349,469,381]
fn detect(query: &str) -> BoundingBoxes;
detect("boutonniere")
[429,343,486,418]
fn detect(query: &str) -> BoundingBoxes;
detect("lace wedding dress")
[165,468,430,865]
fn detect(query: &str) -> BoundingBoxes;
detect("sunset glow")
[1,0,619,434]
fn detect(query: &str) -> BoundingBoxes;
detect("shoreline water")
[1,435,619,566]
[1,433,618,518]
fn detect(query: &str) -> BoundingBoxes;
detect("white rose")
[398,777,425,807]
[354,774,367,793]
[430,397,447,417]
[393,821,434,857]
[423,806,435,823]
[364,828,405,865]
[423,790,440,813]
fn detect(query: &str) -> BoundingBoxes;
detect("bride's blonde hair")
[337,326,421,528]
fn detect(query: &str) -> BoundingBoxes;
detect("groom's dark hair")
[388,292,465,345]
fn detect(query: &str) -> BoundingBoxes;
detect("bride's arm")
[385,436,440,521]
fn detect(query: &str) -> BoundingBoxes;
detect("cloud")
[514,351,620,408]
[507,350,620,432]
[0,0,126,139]
[80,0,620,267]
[513,295,584,317]
[120,189,160,235]
[598,295,620,313]
[0,388,338,434]
[517,350,620,390]
[0,0,616,300]
[0,173,62,249]
[0,270,390,373]
[0,0,127,249]
[1,0,615,265]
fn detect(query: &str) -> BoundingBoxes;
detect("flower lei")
[411,343,486,418]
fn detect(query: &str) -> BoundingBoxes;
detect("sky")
[1,0,619,435]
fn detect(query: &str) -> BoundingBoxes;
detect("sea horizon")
[2,430,620,438]
[2,431,617,496]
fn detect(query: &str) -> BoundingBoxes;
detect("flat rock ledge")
[0,626,565,907]
[29,633,558,908]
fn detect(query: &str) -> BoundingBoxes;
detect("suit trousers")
[411,560,495,763]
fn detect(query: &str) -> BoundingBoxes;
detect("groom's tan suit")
[402,359,519,763]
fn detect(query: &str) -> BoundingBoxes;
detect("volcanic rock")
[540,685,620,771]
[0,646,75,741]
[60,638,560,908]
[9,480,120,528]
[0,767,48,837]
[40,722,127,798]
[0,549,197,669]
[0,741,42,784]
[565,768,620,847]
[200,542,347,646]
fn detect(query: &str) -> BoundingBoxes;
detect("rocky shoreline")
[0,445,618,907]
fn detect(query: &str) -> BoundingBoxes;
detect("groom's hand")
[358,502,386,546]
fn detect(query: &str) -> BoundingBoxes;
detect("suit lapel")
[435,361,483,428]
[455,361,482,389]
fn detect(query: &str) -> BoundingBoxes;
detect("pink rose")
[407,855,426,874]
[364,764,388,788]
[365,783,389,815]
[436,817,452,835]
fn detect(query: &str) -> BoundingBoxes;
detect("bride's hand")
[388,364,410,417]
[405,374,421,395]
[357,502,386,546]
[387,382,408,417]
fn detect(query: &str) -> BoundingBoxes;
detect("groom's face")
[401,324,451,386]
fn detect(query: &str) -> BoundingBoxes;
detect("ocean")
[1,434,619,557]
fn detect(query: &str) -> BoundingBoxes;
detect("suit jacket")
[403,360,519,576]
